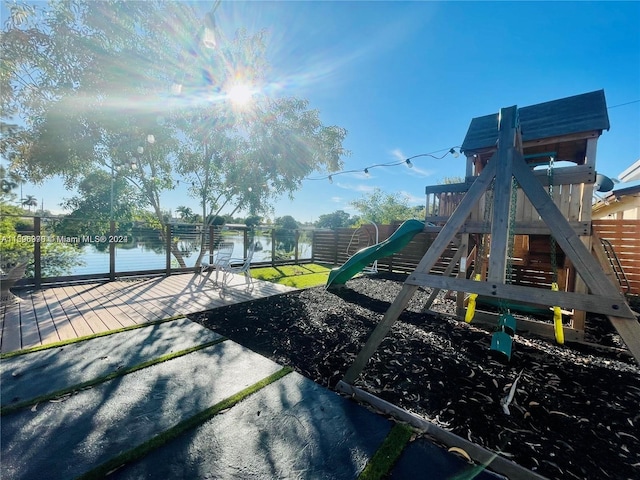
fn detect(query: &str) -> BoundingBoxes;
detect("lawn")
[250,263,331,288]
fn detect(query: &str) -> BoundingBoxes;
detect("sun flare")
[227,84,254,107]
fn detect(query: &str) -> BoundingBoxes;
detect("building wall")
[592,195,640,220]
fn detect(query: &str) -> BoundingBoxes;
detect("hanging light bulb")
[137,146,144,154]
[202,11,217,49]
[364,168,370,177]
[405,159,413,168]
[449,148,460,158]
[147,134,155,144]
[328,175,333,184]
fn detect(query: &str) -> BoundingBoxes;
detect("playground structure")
[334,90,640,390]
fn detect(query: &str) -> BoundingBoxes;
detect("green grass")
[251,263,331,288]
[358,423,414,480]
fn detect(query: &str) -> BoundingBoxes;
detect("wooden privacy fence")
[313,220,640,296]
[593,219,640,295]
[312,223,458,276]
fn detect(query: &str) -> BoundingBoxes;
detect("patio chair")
[222,240,257,286]
[199,242,234,286]
[1,262,28,305]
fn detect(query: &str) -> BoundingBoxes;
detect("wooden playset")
[337,90,640,388]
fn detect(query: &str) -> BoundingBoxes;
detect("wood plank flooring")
[0,272,296,354]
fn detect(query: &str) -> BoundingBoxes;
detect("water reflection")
[70,231,312,275]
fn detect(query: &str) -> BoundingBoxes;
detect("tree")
[0,165,23,202]
[0,204,84,276]
[316,210,353,229]
[20,194,37,212]
[244,215,262,228]
[176,206,194,222]
[350,187,419,224]
[2,1,348,268]
[175,30,347,265]
[56,170,140,237]
[274,215,299,230]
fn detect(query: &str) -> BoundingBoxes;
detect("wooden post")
[34,216,41,288]
[165,223,172,275]
[294,229,300,263]
[109,220,116,281]
[208,224,215,264]
[271,228,277,266]
[487,106,517,284]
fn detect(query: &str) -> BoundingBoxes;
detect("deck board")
[17,297,40,350]
[1,273,296,354]
[31,290,60,345]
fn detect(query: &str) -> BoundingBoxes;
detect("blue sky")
[13,1,640,223]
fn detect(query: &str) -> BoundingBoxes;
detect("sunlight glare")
[227,84,254,106]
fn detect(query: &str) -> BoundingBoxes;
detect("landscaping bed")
[190,273,640,480]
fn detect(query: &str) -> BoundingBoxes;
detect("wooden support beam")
[406,273,634,318]
[487,106,517,284]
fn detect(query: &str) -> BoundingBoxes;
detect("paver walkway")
[1,318,508,479]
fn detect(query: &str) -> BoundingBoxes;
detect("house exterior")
[592,179,640,220]
[593,159,640,219]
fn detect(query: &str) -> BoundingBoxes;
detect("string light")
[307,146,461,182]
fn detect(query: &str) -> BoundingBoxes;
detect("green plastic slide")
[326,219,425,288]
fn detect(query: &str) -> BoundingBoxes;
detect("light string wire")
[306,147,462,182]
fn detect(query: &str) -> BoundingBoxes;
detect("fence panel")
[593,219,640,295]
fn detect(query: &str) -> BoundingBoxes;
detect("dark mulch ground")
[189,273,640,480]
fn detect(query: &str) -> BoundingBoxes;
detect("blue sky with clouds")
[13,1,640,223]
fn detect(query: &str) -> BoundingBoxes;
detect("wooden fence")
[593,220,640,295]
[314,220,640,296]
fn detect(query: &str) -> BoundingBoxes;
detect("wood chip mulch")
[190,273,640,480]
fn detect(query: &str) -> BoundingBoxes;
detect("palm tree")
[176,205,194,222]
[21,195,38,212]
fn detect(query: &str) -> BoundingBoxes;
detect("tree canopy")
[349,187,421,224]
[315,210,354,229]
[1,0,348,229]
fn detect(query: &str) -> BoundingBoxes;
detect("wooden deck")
[0,272,296,354]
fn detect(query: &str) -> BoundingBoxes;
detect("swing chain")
[499,177,519,315]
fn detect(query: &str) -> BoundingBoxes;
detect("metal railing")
[1,215,314,287]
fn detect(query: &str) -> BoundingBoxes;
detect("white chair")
[199,242,234,286]
[223,241,257,286]
[1,262,28,305]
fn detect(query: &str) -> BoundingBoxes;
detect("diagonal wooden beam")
[511,153,627,301]
[341,155,499,384]
[414,154,498,275]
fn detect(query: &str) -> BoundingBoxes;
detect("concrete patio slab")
[1,341,282,480]
[1,318,223,408]
[109,371,392,480]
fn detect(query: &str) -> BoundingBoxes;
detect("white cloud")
[336,182,377,193]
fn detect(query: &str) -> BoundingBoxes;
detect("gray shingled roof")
[461,90,610,153]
